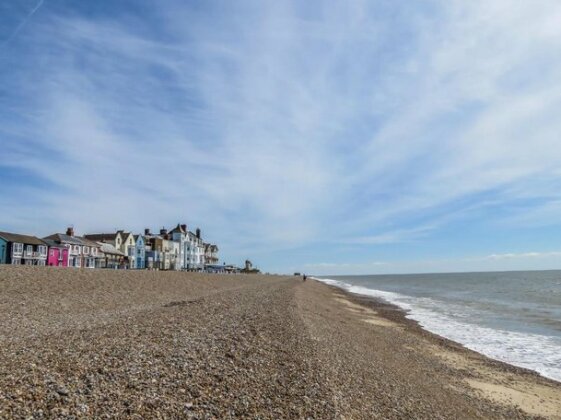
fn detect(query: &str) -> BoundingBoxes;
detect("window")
[50,250,55,257]
[13,243,23,254]
[91,248,97,256]
[38,245,47,256]
[37,260,46,266]
[25,245,33,255]
[75,258,81,267]
[73,245,80,254]
[83,246,89,254]
[12,259,21,265]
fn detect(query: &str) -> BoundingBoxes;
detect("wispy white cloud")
[481,251,561,261]
[3,0,561,272]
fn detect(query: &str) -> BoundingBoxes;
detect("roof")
[43,233,98,247]
[169,224,187,234]
[80,237,101,247]
[83,233,120,242]
[0,231,46,246]
[44,233,82,245]
[97,242,125,256]
[42,239,67,248]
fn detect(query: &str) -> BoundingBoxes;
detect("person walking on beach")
[303,274,307,281]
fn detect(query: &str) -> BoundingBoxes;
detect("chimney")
[160,228,168,236]
[196,228,201,239]
[66,227,74,237]
[181,224,187,232]
[145,228,151,236]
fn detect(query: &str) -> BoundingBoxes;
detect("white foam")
[314,277,561,383]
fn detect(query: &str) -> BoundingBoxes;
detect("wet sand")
[0,266,560,418]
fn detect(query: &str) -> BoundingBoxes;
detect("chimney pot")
[181,224,187,231]
[66,227,74,237]
[160,228,168,235]
[145,228,151,236]
[196,228,201,239]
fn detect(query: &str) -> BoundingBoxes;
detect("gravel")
[0,266,555,418]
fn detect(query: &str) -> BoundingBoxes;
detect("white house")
[169,223,189,270]
[169,224,205,270]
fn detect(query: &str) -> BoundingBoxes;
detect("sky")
[2,0,561,275]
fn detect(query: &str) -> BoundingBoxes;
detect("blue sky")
[2,0,561,275]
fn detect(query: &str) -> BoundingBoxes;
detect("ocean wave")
[313,276,561,383]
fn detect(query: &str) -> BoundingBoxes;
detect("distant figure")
[303,274,307,281]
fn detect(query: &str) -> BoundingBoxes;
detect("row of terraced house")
[0,223,220,271]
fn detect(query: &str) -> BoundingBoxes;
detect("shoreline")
[313,276,561,385]
[313,279,561,418]
[334,283,559,383]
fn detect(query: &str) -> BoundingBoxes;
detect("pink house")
[43,239,69,267]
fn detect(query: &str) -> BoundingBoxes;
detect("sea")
[314,270,561,383]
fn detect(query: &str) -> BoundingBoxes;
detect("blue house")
[0,236,6,264]
[134,234,146,269]
[0,231,48,266]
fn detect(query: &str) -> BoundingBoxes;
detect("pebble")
[0,267,553,419]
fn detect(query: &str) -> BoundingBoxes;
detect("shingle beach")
[1,267,560,419]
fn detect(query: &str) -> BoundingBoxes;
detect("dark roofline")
[0,231,46,246]
[84,233,119,241]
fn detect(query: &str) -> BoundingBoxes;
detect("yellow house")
[84,230,136,269]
